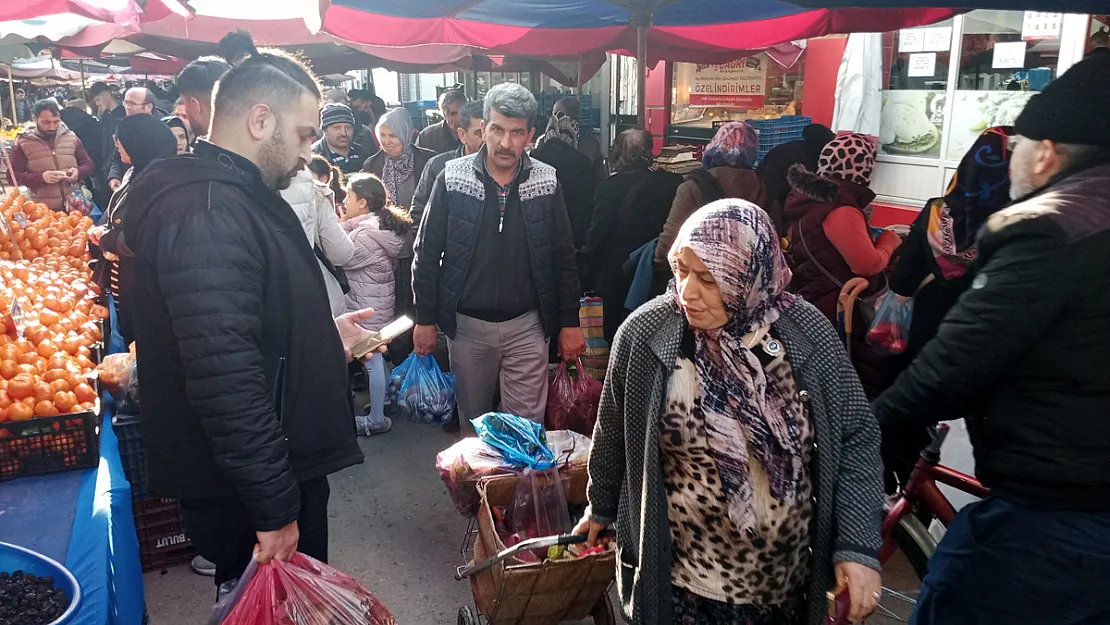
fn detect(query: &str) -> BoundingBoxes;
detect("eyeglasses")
[124,100,147,108]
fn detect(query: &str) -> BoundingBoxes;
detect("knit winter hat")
[1015,53,1110,147]
[817,133,879,186]
[320,103,356,129]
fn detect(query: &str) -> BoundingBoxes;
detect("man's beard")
[259,131,302,190]
[40,130,57,140]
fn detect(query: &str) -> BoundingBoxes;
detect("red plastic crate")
[133,497,195,572]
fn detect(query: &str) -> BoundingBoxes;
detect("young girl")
[308,154,346,208]
[342,173,412,435]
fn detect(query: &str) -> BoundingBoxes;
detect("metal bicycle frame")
[879,426,990,563]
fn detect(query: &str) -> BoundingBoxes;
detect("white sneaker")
[355,415,393,436]
[191,555,216,577]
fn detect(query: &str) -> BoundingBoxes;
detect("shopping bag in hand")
[397,354,456,425]
[386,353,415,406]
[866,291,913,356]
[545,358,603,436]
[508,467,572,562]
[472,412,555,469]
[210,553,397,625]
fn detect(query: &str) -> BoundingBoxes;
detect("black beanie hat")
[1015,53,1110,148]
[117,113,178,172]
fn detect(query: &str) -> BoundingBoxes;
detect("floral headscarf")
[926,126,1013,279]
[376,107,415,205]
[703,121,759,169]
[668,199,806,535]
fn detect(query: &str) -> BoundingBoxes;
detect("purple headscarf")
[668,199,806,535]
[702,121,759,169]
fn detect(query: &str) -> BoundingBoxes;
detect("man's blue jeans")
[911,497,1110,625]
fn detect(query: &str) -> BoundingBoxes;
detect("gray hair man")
[415,88,468,155]
[124,35,377,587]
[874,52,1110,625]
[412,83,585,431]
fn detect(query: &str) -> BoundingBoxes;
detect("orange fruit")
[73,383,96,404]
[53,392,77,413]
[8,402,33,421]
[34,400,58,418]
[0,360,18,380]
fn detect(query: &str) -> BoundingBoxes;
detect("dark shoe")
[441,418,461,434]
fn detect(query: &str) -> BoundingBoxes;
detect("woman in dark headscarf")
[881,127,1013,489]
[161,115,191,154]
[531,111,599,248]
[362,107,435,360]
[89,113,178,343]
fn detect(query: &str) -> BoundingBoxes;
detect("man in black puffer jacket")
[874,53,1110,625]
[413,83,585,429]
[126,40,371,586]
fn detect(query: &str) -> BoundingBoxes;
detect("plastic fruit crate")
[743,115,813,164]
[112,412,148,499]
[133,498,194,572]
[0,409,100,481]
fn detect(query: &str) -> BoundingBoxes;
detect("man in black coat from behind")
[126,36,381,586]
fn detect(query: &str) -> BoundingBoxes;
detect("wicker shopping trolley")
[454,472,617,625]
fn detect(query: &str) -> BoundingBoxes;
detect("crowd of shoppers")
[17,22,1103,625]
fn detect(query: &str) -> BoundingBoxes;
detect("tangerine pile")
[0,192,105,422]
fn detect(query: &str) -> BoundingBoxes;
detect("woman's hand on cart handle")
[572,516,608,547]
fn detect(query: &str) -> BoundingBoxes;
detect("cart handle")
[455,530,614,580]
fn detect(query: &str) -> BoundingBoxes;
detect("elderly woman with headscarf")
[654,122,766,272]
[531,111,599,248]
[584,128,683,342]
[88,113,178,344]
[576,199,884,625]
[783,133,901,396]
[362,107,435,359]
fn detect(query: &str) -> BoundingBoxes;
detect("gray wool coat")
[585,295,883,625]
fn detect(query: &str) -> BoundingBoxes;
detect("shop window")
[879,19,955,159]
[946,10,1061,159]
[670,49,807,128]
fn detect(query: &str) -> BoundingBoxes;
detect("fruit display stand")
[0,191,146,625]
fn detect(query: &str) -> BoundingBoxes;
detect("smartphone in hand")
[350,316,414,360]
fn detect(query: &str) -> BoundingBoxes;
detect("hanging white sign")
[899,29,925,53]
[992,42,1028,69]
[908,53,937,78]
[1022,11,1063,41]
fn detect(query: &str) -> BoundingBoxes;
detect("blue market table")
[0,298,145,625]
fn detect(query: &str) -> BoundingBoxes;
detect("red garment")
[9,134,95,190]
[822,206,901,276]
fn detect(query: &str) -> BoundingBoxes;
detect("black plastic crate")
[133,497,194,572]
[113,413,148,499]
[0,409,100,481]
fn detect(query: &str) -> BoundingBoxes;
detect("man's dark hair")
[15,88,25,96]
[211,32,321,119]
[610,128,655,173]
[176,56,231,98]
[348,88,366,102]
[438,88,468,111]
[553,97,581,120]
[88,81,115,99]
[33,99,61,117]
[459,100,484,131]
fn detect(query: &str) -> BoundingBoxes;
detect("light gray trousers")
[448,311,549,428]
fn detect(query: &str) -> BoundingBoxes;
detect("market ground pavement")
[143,415,915,624]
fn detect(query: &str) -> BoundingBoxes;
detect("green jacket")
[586,296,883,625]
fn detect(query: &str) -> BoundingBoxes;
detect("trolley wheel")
[458,606,477,625]
[589,594,616,625]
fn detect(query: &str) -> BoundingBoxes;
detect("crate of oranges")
[1,191,108,480]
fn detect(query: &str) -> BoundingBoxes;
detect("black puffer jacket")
[413,147,580,339]
[125,141,363,531]
[874,161,1110,511]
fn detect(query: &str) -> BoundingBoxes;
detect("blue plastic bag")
[866,291,914,356]
[397,355,456,425]
[472,412,556,469]
[387,354,415,406]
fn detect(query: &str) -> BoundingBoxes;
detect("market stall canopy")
[788,0,1110,11]
[0,0,139,23]
[322,0,958,61]
[4,56,82,80]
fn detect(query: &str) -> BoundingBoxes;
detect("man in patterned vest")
[413,83,585,429]
[10,99,95,212]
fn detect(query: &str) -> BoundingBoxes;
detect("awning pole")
[630,9,651,129]
[79,59,87,101]
[6,64,17,125]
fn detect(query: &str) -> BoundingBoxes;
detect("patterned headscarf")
[543,111,579,148]
[668,199,806,535]
[926,126,1013,279]
[817,132,879,186]
[703,121,759,169]
[377,107,415,205]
